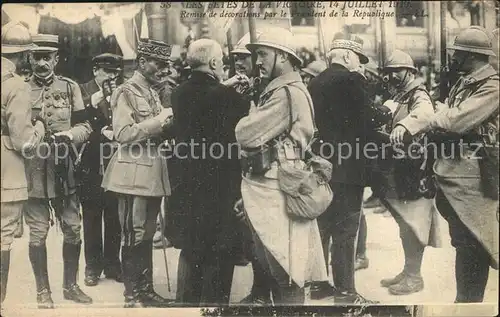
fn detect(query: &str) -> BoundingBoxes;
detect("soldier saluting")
[1,22,46,308]
[101,39,174,308]
[78,53,123,287]
[24,34,93,307]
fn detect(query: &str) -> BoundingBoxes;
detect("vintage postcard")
[1,1,498,317]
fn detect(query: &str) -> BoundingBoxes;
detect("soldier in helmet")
[300,60,327,86]
[1,21,46,308]
[392,26,499,303]
[23,34,93,308]
[101,39,174,308]
[376,49,442,296]
[307,33,387,304]
[235,27,328,304]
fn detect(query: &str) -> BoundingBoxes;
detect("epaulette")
[57,75,79,86]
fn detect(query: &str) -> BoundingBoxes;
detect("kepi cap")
[31,34,59,52]
[137,39,172,62]
[92,53,123,71]
[330,33,369,64]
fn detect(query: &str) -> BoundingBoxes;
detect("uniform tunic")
[1,57,45,250]
[400,64,499,268]
[25,74,92,198]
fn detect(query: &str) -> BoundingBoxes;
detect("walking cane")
[157,203,172,292]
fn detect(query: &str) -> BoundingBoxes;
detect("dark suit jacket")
[78,79,113,199]
[166,71,247,263]
[308,63,386,186]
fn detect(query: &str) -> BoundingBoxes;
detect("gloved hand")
[52,131,74,144]
[101,126,114,141]
[157,108,173,123]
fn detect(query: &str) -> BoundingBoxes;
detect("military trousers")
[81,189,121,277]
[116,194,161,247]
[24,194,82,246]
[1,201,24,251]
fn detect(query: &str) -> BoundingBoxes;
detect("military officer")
[24,34,93,308]
[1,22,46,308]
[101,39,174,308]
[78,53,123,287]
[392,26,499,303]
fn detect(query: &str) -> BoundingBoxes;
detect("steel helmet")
[447,26,496,56]
[1,21,36,54]
[231,32,262,55]
[382,49,418,72]
[301,60,327,77]
[245,27,302,67]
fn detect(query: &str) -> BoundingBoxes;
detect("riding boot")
[136,241,171,307]
[62,243,92,304]
[1,251,10,305]
[28,245,54,309]
[121,245,143,308]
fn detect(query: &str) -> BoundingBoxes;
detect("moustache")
[35,65,50,72]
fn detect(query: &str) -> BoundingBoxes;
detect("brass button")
[48,122,52,126]
[47,112,52,117]
[45,95,50,99]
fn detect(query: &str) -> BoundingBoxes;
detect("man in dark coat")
[167,38,247,306]
[78,53,123,287]
[308,34,389,304]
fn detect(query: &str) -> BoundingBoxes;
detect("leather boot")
[310,281,335,300]
[121,246,143,308]
[28,245,54,309]
[62,243,92,304]
[137,241,172,307]
[389,274,424,295]
[380,271,406,287]
[1,251,10,305]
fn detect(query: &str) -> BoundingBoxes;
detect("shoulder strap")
[282,84,318,151]
[1,72,14,83]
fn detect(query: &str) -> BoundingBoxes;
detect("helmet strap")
[270,49,278,78]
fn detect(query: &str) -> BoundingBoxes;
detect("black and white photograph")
[1,1,499,316]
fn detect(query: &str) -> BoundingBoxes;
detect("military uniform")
[78,53,123,286]
[101,39,173,307]
[23,34,93,307]
[398,26,499,303]
[1,22,45,305]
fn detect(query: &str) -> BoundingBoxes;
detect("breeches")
[1,201,24,250]
[117,194,161,247]
[24,194,81,246]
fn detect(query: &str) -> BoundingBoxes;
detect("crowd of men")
[1,19,499,310]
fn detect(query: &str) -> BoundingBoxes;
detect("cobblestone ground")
[1,190,498,316]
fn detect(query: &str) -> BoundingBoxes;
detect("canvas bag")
[277,85,333,220]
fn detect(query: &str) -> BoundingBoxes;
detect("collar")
[33,72,55,86]
[131,71,152,90]
[462,64,497,86]
[261,71,303,96]
[1,57,16,75]
[394,77,425,101]
[190,70,219,83]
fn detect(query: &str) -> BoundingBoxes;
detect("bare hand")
[222,74,250,88]
[390,125,409,145]
[157,108,173,122]
[52,131,74,143]
[233,198,246,222]
[101,126,113,140]
[91,90,105,108]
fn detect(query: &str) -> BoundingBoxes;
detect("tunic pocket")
[115,156,137,188]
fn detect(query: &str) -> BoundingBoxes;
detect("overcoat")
[235,71,328,288]
[101,71,171,197]
[379,78,442,247]
[1,57,45,202]
[400,64,499,268]
[308,63,389,186]
[166,71,247,263]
